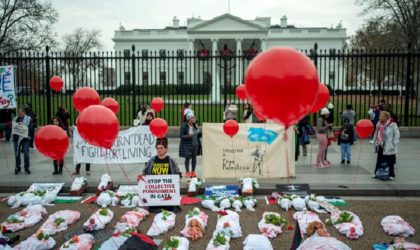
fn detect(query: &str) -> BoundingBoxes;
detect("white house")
[113,13,347,101]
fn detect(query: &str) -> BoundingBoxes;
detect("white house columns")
[211,38,220,102]
[235,38,243,85]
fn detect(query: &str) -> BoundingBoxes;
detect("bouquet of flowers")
[330,210,364,239]
[258,212,287,238]
[163,236,189,250]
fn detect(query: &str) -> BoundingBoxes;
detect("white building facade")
[113,13,347,101]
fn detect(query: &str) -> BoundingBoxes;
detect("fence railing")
[1,46,419,127]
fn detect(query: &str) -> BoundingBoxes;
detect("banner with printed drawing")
[202,123,295,178]
[0,65,17,109]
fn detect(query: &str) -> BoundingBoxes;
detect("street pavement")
[1,137,420,194]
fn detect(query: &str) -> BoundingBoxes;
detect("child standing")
[338,118,355,164]
[51,117,65,175]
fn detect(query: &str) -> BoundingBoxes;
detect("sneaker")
[369,140,374,144]
[322,161,331,166]
[14,170,21,175]
[341,160,345,164]
[191,171,197,177]
[25,170,31,175]
[185,172,191,178]
[86,171,91,176]
[389,176,394,180]
[325,160,332,164]
[52,171,59,175]
[347,160,351,164]
[313,163,325,168]
[372,175,377,178]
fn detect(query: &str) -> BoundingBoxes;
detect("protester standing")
[12,108,31,174]
[297,115,313,157]
[182,102,194,124]
[56,107,71,137]
[341,104,356,125]
[338,118,355,164]
[136,104,147,126]
[0,109,14,142]
[224,103,238,121]
[51,117,66,175]
[179,113,202,178]
[23,104,37,148]
[372,111,400,180]
[315,108,332,168]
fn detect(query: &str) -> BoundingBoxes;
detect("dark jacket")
[179,123,201,158]
[297,116,313,145]
[338,124,355,145]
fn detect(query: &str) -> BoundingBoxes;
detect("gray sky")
[51,0,367,50]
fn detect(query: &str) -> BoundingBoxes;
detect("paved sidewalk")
[1,138,420,195]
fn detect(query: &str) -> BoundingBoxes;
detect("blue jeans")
[13,139,30,172]
[340,143,351,161]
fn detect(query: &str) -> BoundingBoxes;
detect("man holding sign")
[12,108,31,175]
[140,137,181,213]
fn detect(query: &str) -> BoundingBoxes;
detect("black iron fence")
[1,46,420,127]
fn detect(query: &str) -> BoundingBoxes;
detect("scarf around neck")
[375,119,392,147]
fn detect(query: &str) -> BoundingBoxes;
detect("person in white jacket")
[372,111,400,180]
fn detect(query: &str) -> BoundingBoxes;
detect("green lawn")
[16,94,420,127]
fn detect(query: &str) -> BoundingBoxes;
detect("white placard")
[73,126,156,165]
[0,65,17,109]
[11,122,29,138]
[138,175,180,206]
[27,183,64,195]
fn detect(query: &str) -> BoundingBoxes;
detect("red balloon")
[245,47,319,127]
[77,105,120,149]
[101,97,119,115]
[356,119,374,139]
[223,120,239,138]
[49,76,64,92]
[149,118,168,138]
[73,87,101,112]
[35,125,69,160]
[254,108,267,122]
[310,83,330,113]
[151,97,164,113]
[235,84,247,101]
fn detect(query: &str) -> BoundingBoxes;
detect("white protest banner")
[202,123,295,178]
[11,122,29,138]
[138,175,180,206]
[73,126,156,165]
[0,65,17,109]
[27,183,64,196]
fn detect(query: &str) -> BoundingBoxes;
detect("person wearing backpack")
[338,118,355,164]
[372,111,400,180]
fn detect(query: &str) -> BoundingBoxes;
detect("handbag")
[327,130,335,139]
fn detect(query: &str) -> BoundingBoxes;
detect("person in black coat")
[179,113,201,178]
[338,118,355,164]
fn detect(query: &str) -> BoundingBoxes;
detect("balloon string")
[231,139,237,181]
[285,139,294,229]
[101,149,113,179]
[353,140,363,187]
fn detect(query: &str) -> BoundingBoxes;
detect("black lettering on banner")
[150,194,156,199]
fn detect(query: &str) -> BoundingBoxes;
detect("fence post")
[45,45,51,123]
[131,44,136,122]
[310,43,319,126]
[223,56,228,109]
[404,49,412,126]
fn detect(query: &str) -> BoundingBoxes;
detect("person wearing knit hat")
[179,113,202,178]
[315,108,333,168]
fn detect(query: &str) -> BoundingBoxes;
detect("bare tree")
[61,28,103,89]
[357,0,420,49]
[0,0,58,53]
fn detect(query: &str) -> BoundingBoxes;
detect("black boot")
[59,164,63,174]
[52,163,59,175]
